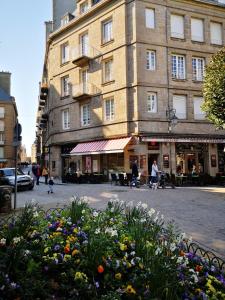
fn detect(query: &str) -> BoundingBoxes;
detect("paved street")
[10,181,225,258]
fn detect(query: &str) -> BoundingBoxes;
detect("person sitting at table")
[192,165,197,175]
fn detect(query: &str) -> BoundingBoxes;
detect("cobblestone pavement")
[12,182,225,258]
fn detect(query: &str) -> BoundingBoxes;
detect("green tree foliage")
[202,48,225,127]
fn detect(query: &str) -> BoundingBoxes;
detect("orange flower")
[97,265,104,273]
[64,245,70,254]
[179,250,185,257]
[195,265,203,272]
[72,249,79,256]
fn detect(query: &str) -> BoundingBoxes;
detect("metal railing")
[71,44,101,61]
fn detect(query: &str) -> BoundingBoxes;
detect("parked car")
[0,168,34,191]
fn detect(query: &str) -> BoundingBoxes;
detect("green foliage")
[202,48,225,127]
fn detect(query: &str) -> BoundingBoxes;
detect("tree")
[202,48,225,128]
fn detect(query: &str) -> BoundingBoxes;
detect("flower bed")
[0,198,224,299]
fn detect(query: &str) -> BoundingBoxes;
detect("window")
[81,104,90,126]
[61,43,69,64]
[81,69,88,93]
[191,18,204,42]
[0,147,4,158]
[210,22,222,45]
[80,1,89,14]
[0,120,4,131]
[193,97,205,120]
[146,50,156,70]
[0,133,4,142]
[192,57,205,81]
[147,92,157,113]
[103,59,113,83]
[80,33,89,56]
[61,76,70,97]
[105,98,114,121]
[171,14,184,39]
[102,19,113,44]
[171,55,186,79]
[145,8,155,29]
[173,95,186,119]
[0,107,5,118]
[61,15,69,27]
[62,109,70,129]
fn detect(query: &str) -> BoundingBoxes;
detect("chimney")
[0,71,11,95]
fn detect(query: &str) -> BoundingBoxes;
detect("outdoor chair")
[111,173,118,185]
[126,173,132,186]
[118,173,125,186]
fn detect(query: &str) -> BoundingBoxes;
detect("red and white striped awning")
[70,137,132,156]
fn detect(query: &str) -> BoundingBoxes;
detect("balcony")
[41,84,48,94]
[71,45,101,67]
[72,83,101,101]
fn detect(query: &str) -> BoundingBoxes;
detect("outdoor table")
[175,175,188,186]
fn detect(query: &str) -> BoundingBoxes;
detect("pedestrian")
[36,164,41,185]
[42,166,49,185]
[48,177,54,194]
[151,160,159,188]
[131,160,139,187]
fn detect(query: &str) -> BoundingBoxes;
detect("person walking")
[131,160,139,187]
[48,177,54,194]
[42,166,49,185]
[151,160,159,187]
[36,164,41,185]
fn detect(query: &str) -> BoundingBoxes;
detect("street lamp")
[166,108,178,176]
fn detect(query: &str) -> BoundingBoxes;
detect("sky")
[0,0,52,156]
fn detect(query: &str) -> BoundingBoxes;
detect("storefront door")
[148,154,159,175]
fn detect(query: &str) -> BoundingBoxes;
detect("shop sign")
[211,154,217,168]
[142,137,225,144]
[148,142,159,150]
[163,155,169,168]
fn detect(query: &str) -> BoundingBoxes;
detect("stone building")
[37,0,225,179]
[0,72,18,168]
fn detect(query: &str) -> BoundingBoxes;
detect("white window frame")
[102,19,113,44]
[170,14,184,39]
[0,107,5,118]
[61,43,69,64]
[103,59,113,83]
[145,8,155,29]
[80,32,89,56]
[0,120,5,131]
[105,98,115,121]
[193,97,205,120]
[191,18,204,42]
[61,15,69,27]
[146,50,156,70]
[147,92,157,113]
[173,95,187,119]
[192,57,205,81]
[62,109,70,130]
[80,1,89,14]
[61,76,70,97]
[210,22,222,45]
[0,133,4,143]
[172,55,186,80]
[81,104,90,126]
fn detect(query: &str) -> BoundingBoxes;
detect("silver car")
[0,168,34,191]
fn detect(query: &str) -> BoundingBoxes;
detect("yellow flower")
[73,228,79,234]
[115,273,122,280]
[127,262,132,268]
[139,263,144,269]
[72,249,79,256]
[44,247,49,253]
[74,272,88,282]
[120,243,127,251]
[126,284,136,294]
[63,254,71,262]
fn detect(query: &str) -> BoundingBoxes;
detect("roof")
[0,87,12,101]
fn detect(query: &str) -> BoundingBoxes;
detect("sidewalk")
[39,176,67,185]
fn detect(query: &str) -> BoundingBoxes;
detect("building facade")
[0,72,18,168]
[37,0,225,178]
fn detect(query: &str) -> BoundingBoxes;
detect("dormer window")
[80,1,89,14]
[61,15,69,27]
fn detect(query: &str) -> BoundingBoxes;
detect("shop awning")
[141,137,225,143]
[70,137,132,156]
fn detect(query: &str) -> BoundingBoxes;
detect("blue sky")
[0,0,51,156]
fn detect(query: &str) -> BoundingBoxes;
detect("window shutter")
[210,22,222,45]
[145,8,155,29]
[193,97,205,120]
[171,15,184,38]
[173,95,186,119]
[191,18,204,42]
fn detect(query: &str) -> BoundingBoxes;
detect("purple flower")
[95,281,100,288]
[54,244,60,251]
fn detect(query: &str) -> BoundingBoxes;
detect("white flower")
[155,247,162,255]
[111,230,118,237]
[131,258,135,266]
[161,214,164,220]
[191,274,199,283]
[170,243,176,252]
[95,228,100,234]
[13,237,21,244]
[81,209,86,214]
[56,227,62,232]
[141,203,148,210]
[33,211,39,218]
[148,208,155,217]
[136,201,142,208]
[24,250,31,256]
[0,238,6,245]
[110,207,114,213]
[177,256,184,264]
[140,218,146,223]
[93,211,99,217]
[127,201,133,207]
[180,233,186,240]
[130,251,136,256]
